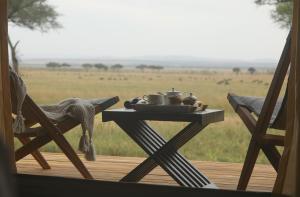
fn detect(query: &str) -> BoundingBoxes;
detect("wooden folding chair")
[227,32,291,190]
[10,74,119,180]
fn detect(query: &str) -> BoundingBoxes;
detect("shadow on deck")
[16,152,276,192]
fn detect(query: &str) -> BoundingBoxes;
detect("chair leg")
[17,137,51,170]
[261,144,281,172]
[49,132,93,179]
[15,135,50,161]
[237,138,261,191]
[234,106,281,171]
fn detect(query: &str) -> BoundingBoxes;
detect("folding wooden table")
[102,108,224,188]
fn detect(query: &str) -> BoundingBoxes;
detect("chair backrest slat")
[255,32,291,133]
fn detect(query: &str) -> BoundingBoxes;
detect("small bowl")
[183,93,197,105]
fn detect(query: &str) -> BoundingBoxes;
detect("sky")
[9,0,289,61]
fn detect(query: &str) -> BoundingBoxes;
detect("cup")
[157,92,169,105]
[143,94,164,105]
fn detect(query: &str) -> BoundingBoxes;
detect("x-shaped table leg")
[115,120,216,188]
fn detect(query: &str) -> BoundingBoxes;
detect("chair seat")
[15,97,119,138]
[228,93,283,126]
[41,97,119,122]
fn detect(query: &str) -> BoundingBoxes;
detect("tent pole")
[294,0,300,194]
[0,0,16,172]
[273,0,300,195]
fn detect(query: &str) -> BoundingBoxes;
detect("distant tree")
[232,67,241,74]
[94,63,108,71]
[8,0,61,73]
[156,66,164,70]
[136,64,148,71]
[111,64,123,70]
[82,63,93,70]
[61,63,72,68]
[248,67,257,75]
[148,65,164,71]
[46,62,61,69]
[148,65,155,70]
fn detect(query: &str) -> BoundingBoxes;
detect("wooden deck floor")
[16,152,276,192]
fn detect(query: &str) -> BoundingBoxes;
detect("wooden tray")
[133,104,198,113]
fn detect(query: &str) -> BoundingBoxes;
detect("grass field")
[16,68,285,164]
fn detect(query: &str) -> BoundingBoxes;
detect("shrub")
[111,64,123,70]
[82,63,93,70]
[61,63,72,68]
[232,67,241,74]
[248,67,256,75]
[46,62,61,69]
[94,63,108,71]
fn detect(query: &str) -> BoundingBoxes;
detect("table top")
[102,108,224,124]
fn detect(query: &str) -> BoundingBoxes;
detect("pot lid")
[166,88,181,93]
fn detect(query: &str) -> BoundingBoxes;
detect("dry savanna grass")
[16,68,284,164]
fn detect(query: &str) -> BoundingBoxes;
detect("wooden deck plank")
[16,152,276,192]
